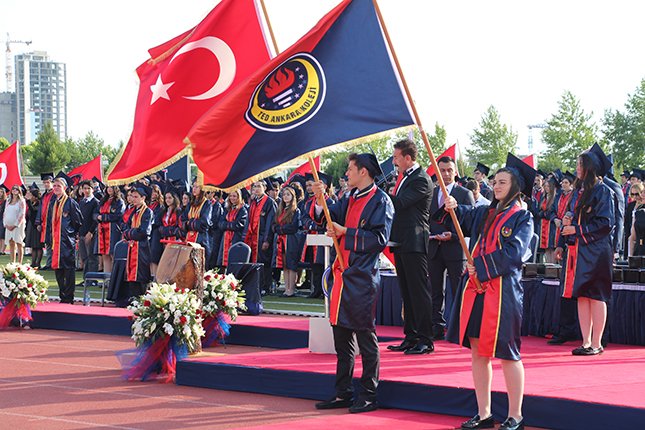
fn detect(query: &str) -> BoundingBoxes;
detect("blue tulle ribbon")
[202,312,231,348]
[117,335,188,382]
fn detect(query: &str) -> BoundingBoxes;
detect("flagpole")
[258,0,345,270]
[308,156,346,271]
[372,0,476,271]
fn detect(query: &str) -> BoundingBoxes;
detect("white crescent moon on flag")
[0,163,7,185]
[169,36,236,101]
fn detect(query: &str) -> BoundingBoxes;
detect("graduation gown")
[47,195,82,270]
[208,199,224,269]
[122,204,153,284]
[217,205,248,266]
[561,183,614,302]
[272,208,301,270]
[243,194,276,263]
[538,193,557,249]
[327,185,393,331]
[182,199,212,262]
[148,202,166,264]
[37,189,55,244]
[553,190,574,246]
[446,202,534,361]
[158,208,180,242]
[94,197,125,256]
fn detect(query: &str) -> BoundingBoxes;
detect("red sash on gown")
[126,205,146,282]
[244,195,268,262]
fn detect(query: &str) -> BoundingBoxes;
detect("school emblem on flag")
[246,53,326,132]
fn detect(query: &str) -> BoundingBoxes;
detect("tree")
[23,122,70,174]
[0,137,10,151]
[466,105,518,171]
[542,91,598,171]
[603,78,645,172]
[65,131,121,171]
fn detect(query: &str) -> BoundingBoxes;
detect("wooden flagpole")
[372,0,476,270]
[258,0,345,270]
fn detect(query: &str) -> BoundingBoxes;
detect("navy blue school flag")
[186,0,415,190]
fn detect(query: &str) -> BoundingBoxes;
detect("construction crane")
[527,123,547,153]
[4,33,32,92]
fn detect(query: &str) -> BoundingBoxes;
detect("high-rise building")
[14,51,67,144]
[0,92,17,142]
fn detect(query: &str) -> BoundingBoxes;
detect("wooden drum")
[156,242,205,300]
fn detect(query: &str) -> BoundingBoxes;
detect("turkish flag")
[0,142,25,189]
[69,154,103,182]
[522,154,536,169]
[107,0,272,184]
[426,143,459,178]
[288,156,320,182]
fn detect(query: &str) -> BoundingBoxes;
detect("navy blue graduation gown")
[561,183,614,302]
[327,185,393,331]
[47,196,82,270]
[272,208,301,270]
[217,206,248,266]
[148,202,166,264]
[94,197,125,255]
[446,202,534,361]
[538,193,557,249]
[208,200,224,269]
[182,200,212,263]
[243,194,276,263]
[122,205,153,284]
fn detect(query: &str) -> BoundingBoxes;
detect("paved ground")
[0,328,488,430]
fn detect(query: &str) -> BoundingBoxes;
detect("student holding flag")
[312,153,393,414]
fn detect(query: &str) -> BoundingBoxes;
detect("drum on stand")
[156,242,205,301]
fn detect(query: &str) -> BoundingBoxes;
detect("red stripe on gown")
[562,242,578,298]
[539,198,550,248]
[40,191,54,243]
[329,187,377,326]
[126,206,145,282]
[98,199,112,254]
[245,195,268,262]
[185,200,206,244]
[459,204,520,358]
[50,197,66,270]
[222,208,240,266]
[275,212,287,269]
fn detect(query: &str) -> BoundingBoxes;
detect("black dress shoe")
[547,336,570,345]
[387,340,416,352]
[579,346,603,356]
[315,397,353,410]
[571,345,590,355]
[404,343,434,355]
[460,414,495,429]
[499,417,524,430]
[348,399,378,413]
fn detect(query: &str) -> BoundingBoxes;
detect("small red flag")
[426,144,459,178]
[287,157,320,182]
[107,0,271,184]
[522,154,536,169]
[0,142,25,189]
[68,154,103,182]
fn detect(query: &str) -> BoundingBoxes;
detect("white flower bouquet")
[0,263,48,328]
[201,271,246,347]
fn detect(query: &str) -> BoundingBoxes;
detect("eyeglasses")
[631,193,640,197]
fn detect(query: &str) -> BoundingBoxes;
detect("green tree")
[23,122,70,174]
[66,131,120,171]
[602,78,645,172]
[0,137,10,151]
[538,151,565,173]
[466,105,518,171]
[542,91,598,170]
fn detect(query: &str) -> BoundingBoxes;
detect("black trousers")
[394,252,433,345]
[258,245,273,290]
[56,268,76,304]
[428,254,465,334]
[332,325,379,401]
[557,297,580,339]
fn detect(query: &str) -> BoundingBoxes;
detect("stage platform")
[29,302,403,349]
[177,337,645,430]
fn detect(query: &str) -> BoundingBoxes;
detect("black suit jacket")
[389,167,433,254]
[428,183,474,260]
[79,196,99,236]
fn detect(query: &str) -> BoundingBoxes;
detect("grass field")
[0,253,325,315]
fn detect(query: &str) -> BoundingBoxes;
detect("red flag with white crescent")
[0,142,25,189]
[107,0,272,184]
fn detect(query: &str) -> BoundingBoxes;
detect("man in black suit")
[428,156,474,340]
[78,180,99,276]
[387,139,434,355]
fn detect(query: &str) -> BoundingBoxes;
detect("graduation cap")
[240,187,251,202]
[474,162,490,176]
[131,183,151,199]
[19,184,27,195]
[305,171,332,187]
[562,171,576,183]
[607,154,615,176]
[264,177,279,190]
[155,170,168,181]
[40,172,54,181]
[546,176,561,190]
[488,174,495,180]
[55,171,72,188]
[621,170,631,178]
[536,169,546,179]
[341,175,348,181]
[70,174,82,187]
[353,153,381,178]
[29,182,40,191]
[583,143,612,177]
[163,181,181,198]
[505,153,537,198]
[552,169,563,182]
[91,176,105,191]
[288,173,307,191]
[0,184,8,193]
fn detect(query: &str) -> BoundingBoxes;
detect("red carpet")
[188,336,645,409]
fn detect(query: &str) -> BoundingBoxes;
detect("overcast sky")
[3,0,645,158]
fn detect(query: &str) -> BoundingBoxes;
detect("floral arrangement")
[201,271,246,347]
[122,283,204,382]
[0,263,48,328]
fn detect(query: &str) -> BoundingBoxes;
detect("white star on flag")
[150,75,174,105]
